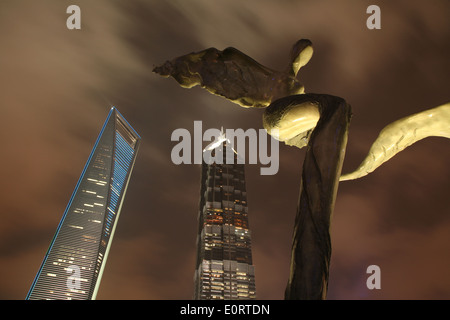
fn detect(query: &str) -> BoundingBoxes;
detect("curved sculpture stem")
[281,94,352,299]
[340,102,450,181]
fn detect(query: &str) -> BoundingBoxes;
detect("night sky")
[1,0,449,300]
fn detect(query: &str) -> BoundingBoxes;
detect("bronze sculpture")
[153,39,449,299]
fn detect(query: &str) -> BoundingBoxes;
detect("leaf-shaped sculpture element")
[153,39,313,108]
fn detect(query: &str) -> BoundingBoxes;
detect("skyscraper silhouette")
[26,107,140,300]
[194,132,256,300]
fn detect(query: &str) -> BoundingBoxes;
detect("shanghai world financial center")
[27,107,141,300]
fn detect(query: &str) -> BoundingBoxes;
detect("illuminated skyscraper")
[194,132,256,300]
[26,107,140,300]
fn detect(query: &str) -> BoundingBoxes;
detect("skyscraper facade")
[26,107,140,300]
[194,134,256,300]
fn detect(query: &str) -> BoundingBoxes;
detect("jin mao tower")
[194,132,256,300]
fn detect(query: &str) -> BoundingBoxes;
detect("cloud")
[1,0,449,300]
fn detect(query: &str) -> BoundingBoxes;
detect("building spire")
[203,127,231,152]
